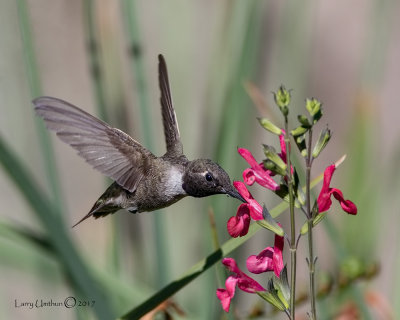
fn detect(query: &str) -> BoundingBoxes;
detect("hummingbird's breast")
[127,161,187,213]
[163,166,186,198]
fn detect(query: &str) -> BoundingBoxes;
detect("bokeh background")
[1,1,399,319]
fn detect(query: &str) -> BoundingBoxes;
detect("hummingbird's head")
[182,159,245,202]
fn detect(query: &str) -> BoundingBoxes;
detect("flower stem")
[285,118,296,319]
[306,129,317,319]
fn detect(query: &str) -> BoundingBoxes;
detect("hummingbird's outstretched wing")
[158,54,183,157]
[33,97,156,193]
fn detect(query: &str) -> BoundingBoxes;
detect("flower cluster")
[217,142,287,312]
[217,150,357,312]
[216,86,358,316]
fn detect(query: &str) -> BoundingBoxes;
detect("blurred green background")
[0,0,399,319]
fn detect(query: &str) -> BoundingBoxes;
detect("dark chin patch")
[183,183,208,198]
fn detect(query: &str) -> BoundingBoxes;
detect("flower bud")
[263,159,286,176]
[263,145,287,175]
[297,114,312,128]
[300,211,328,235]
[290,130,307,157]
[275,267,290,309]
[256,206,285,236]
[257,269,290,311]
[312,126,331,159]
[257,291,286,311]
[257,117,282,135]
[296,187,306,206]
[305,98,322,123]
[274,85,291,116]
[291,125,308,137]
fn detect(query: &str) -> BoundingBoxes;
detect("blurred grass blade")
[119,171,324,319]
[82,0,109,122]
[0,222,53,254]
[82,0,123,276]
[121,0,169,286]
[0,136,114,320]
[16,0,64,211]
[0,220,152,311]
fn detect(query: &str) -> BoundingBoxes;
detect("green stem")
[306,129,317,319]
[285,118,296,319]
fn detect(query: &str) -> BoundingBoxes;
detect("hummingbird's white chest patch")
[165,167,185,197]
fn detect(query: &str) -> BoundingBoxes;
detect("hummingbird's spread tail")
[72,201,118,228]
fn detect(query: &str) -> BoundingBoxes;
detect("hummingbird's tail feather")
[71,211,94,228]
[71,201,118,228]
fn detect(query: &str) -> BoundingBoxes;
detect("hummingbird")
[33,54,245,227]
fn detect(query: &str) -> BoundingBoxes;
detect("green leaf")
[258,117,282,135]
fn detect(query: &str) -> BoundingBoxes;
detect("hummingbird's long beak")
[224,185,246,203]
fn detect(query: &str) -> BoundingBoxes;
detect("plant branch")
[306,128,317,319]
[285,117,297,319]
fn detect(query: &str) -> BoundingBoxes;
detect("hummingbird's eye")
[205,172,213,182]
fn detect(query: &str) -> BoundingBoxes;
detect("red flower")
[227,182,264,237]
[238,132,288,191]
[227,204,251,237]
[317,164,357,215]
[278,132,287,163]
[246,232,284,277]
[216,258,265,312]
[238,148,280,191]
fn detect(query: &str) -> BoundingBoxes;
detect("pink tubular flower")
[227,204,251,237]
[238,148,280,191]
[216,258,265,312]
[278,131,287,163]
[246,232,284,277]
[227,182,264,237]
[233,181,263,219]
[317,164,357,215]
